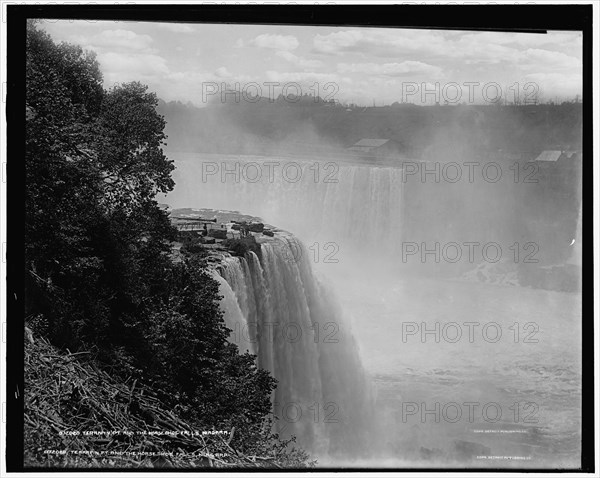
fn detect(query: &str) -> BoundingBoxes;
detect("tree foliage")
[24,20,302,465]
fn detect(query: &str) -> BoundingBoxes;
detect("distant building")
[533,149,581,191]
[534,150,563,162]
[347,138,404,157]
[534,150,581,169]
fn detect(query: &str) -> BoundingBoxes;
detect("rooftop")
[351,138,391,148]
[534,150,563,162]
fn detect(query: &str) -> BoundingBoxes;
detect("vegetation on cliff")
[24,20,310,468]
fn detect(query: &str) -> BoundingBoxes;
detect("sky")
[38,20,583,107]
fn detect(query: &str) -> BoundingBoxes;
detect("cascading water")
[211,231,374,459]
[165,152,583,467]
[162,153,402,460]
[165,154,405,258]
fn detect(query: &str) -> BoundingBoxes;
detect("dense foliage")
[24,21,306,466]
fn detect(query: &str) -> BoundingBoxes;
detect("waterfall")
[213,232,374,459]
[165,154,405,257]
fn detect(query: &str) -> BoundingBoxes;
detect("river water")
[324,264,581,468]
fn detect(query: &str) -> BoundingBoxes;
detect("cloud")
[99,52,170,81]
[82,29,156,53]
[62,28,179,93]
[313,29,448,57]
[275,50,323,69]
[264,70,342,84]
[156,23,195,33]
[517,49,581,71]
[313,30,364,54]
[39,21,582,105]
[249,34,299,51]
[337,61,442,77]
[214,66,232,78]
[458,31,582,52]
[523,72,583,99]
[313,28,583,71]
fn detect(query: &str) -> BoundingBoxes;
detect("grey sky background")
[39,20,583,106]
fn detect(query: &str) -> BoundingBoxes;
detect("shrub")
[222,236,261,258]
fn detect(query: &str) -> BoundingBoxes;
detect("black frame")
[5,3,594,473]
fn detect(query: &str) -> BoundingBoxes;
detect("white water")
[163,152,582,468]
[165,153,405,260]
[212,233,374,459]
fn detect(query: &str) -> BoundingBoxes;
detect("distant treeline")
[158,98,582,157]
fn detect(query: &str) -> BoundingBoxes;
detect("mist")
[159,96,582,467]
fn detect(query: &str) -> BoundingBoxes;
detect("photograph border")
[5,3,594,473]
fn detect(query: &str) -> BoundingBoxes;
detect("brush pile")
[24,335,312,469]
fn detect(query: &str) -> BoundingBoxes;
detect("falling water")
[212,232,375,460]
[165,154,405,257]
[165,153,582,467]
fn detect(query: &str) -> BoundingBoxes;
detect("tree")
[95,82,174,214]
[25,20,108,345]
[24,22,304,465]
[25,22,177,351]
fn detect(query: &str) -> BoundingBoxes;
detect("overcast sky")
[39,20,583,106]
